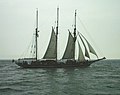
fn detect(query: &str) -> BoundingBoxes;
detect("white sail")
[78,41,85,61]
[80,33,98,58]
[62,32,74,59]
[43,27,56,59]
[79,34,90,59]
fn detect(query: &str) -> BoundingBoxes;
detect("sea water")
[0,59,120,95]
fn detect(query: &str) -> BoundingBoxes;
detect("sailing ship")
[13,8,106,68]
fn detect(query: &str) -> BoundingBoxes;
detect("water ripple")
[0,60,120,95]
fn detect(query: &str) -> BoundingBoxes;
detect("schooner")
[13,8,105,68]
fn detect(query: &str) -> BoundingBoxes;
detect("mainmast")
[56,7,59,61]
[35,9,39,60]
[73,10,77,60]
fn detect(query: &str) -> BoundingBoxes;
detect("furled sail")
[79,34,90,59]
[43,27,56,59]
[62,32,75,59]
[80,33,98,58]
[78,41,85,61]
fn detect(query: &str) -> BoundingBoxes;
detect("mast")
[56,7,59,61]
[73,10,77,60]
[35,9,39,60]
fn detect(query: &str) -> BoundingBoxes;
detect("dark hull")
[14,57,105,68]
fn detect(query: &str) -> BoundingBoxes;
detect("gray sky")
[0,0,120,59]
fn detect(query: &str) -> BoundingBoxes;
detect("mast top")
[74,10,77,41]
[74,10,77,31]
[74,10,77,29]
[36,8,38,29]
[56,7,59,35]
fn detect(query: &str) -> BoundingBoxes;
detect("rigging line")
[30,33,35,57]
[29,34,36,58]
[77,15,103,56]
[20,34,35,58]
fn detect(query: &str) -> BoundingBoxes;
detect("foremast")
[56,7,59,61]
[73,10,77,60]
[35,9,39,61]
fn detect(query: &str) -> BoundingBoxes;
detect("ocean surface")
[0,60,120,95]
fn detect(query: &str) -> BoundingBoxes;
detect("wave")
[0,87,23,92]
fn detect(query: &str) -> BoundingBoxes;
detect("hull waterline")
[14,57,105,68]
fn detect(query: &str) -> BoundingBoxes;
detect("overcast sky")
[0,0,120,59]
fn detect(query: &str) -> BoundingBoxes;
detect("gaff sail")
[43,27,56,59]
[62,32,75,59]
